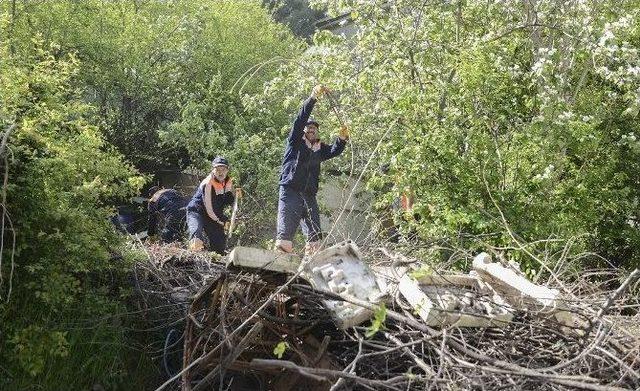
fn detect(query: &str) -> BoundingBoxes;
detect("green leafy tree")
[0,35,146,389]
[4,0,302,171]
[261,0,640,269]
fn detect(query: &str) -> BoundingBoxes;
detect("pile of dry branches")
[131,243,225,331]
[133,243,640,391]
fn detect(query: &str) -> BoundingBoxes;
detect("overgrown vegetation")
[0,1,300,388]
[0,37,149,388]
[1,0,639,389]
[262,0,640,270]
[5,0,301,172]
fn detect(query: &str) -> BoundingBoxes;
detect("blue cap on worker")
[211,156,229,168]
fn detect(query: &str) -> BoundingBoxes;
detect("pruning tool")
[227,188,241,241]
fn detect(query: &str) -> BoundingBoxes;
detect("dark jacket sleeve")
[320,137,347,161]
[287,97,317,145]
[147,201,158,236]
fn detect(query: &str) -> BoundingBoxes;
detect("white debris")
[472,252,585,334]
[225,245,586,333]
[398,273,513,328]
[303,240,385,329]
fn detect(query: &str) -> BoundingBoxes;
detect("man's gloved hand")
[339,125,350,140]
[235,187,242,199]
[311,84,329,100]
[224,221,230,233]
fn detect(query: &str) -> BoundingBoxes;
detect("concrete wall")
[317,175,372,244]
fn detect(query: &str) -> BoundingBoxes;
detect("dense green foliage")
[260,0,640,269]
[0,37,149,388]
[2,0,639,388]
[0,1,301,388]
[6,0,301,171]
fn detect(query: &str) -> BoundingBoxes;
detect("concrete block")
[472,252,558,309]
[399,275,436,324]
[398,274,513,328]
[227,246,301,274]
[472,252,584,334]
[415,273,480,287]
[370,265,409,296]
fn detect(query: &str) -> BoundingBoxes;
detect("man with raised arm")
[275,85,350,255]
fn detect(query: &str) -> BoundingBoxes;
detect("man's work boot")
[304,241,321,257]
[189,238,204,251]
[274,239,294,254]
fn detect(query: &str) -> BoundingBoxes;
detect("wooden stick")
[250,359,408,390]
[182,275,225,391]
[595,269,640,321]
[192,322,263,391]
[385,332,435,377]
[181,309,194,390]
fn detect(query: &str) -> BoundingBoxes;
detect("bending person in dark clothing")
[275,84,349,256]
[186,156,239,254]
[147,186,187,243]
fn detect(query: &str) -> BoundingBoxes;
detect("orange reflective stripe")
[209,177,233,195]
[400,194,409,210]
[400,193,414,211]
[150,188,170,203]
[211,181,224,195]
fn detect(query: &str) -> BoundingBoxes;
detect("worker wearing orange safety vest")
[186,156,240,254]
[147,187,186,243]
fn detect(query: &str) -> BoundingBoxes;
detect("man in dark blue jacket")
[275,85,349,255]
[147,186,187,243]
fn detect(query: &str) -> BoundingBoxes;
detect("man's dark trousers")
[276,185,322,244]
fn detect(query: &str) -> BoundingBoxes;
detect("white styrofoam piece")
[302,240,385,329]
